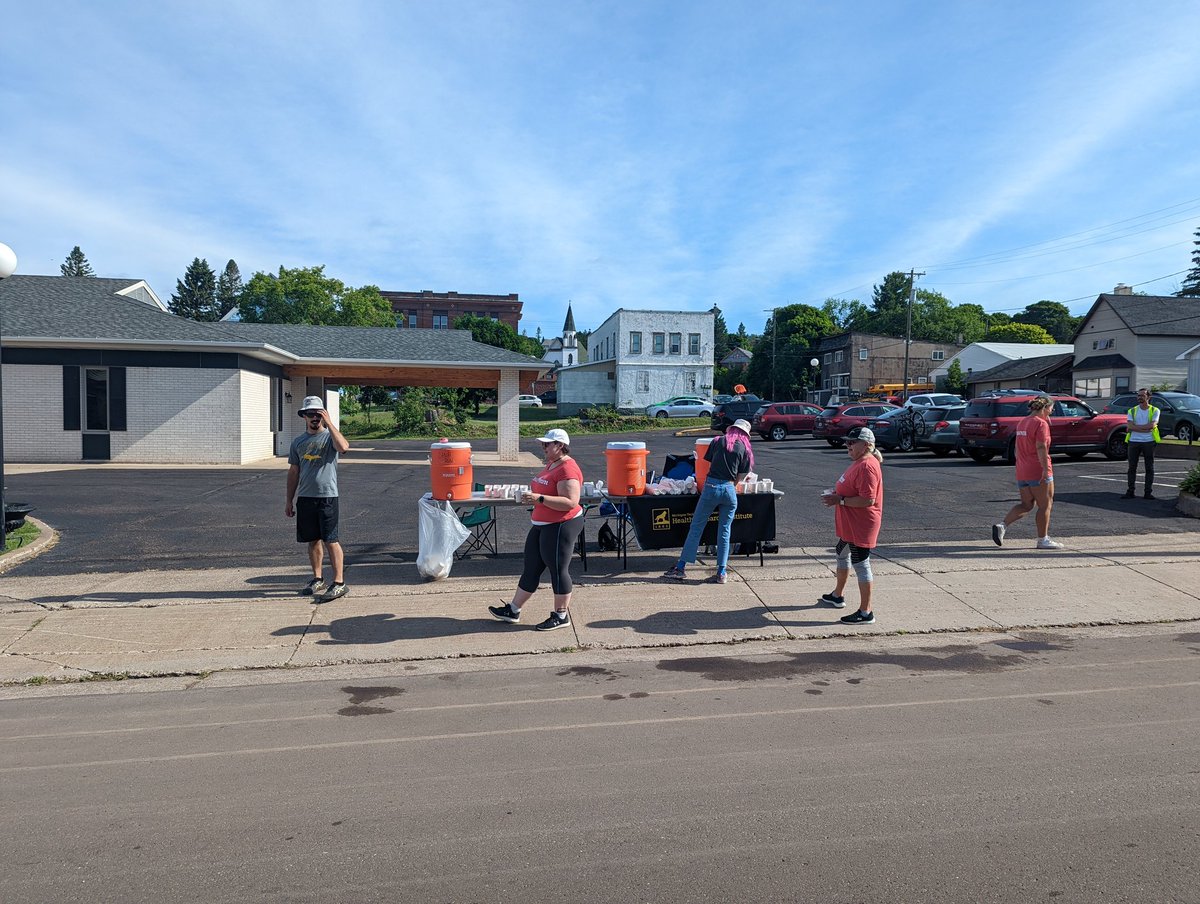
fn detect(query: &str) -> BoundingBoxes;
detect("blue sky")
[3,0,1199,338]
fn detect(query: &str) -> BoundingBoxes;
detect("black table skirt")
[622,493,777,550]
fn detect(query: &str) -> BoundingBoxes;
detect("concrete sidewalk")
[1,531,1197,687]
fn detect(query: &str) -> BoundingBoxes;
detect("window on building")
[834,350,844,363]
[567,354,573,365]
[653,333,665,354]
[669,333,682,355]
[432,312,449,329]
[637,370,649,392]
[1093,338,1116,350]
[823,353,832,365]
[859,348,868,360]
[85,367,109,431]
[686,372,697,391]
[408,311,418,327]
[630,332,642,354]
[931,350,945,360]
[1073,376,1112,398]
[688,333,700,355]
[1115,376,1130,393]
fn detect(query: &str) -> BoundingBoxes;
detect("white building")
[541,303,583,368]
[931,342,1075,386]
[557,307,715,415]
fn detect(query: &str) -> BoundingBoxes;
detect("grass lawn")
[3,520,39,554]
[340,404,711,440]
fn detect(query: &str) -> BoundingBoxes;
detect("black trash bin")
[4,503,34,533]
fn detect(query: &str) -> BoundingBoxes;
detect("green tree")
[215,260,243,319]
[60,245,95,277]
[944,358,967,394]
[1179,226,1200,297]
[357,386,392,424]
[452,313,543,357]
[746,304,837,398]
[712,308,731,363]
[821,297,870,331]
[1013,300,1081,343]
[732,322,752,349]
[170,257,217,321]
[985,322,1055,344]
[237,266,393,327]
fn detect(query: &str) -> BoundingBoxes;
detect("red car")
[959,393,1128,463]
[752,402,824,441]
[813,402,898,446]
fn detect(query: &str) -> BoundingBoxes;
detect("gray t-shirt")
[288,430,339,498]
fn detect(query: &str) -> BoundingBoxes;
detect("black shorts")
[296,497,339,543]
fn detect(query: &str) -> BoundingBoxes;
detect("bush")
[1180,462,1200,495]
[573,405,658,432]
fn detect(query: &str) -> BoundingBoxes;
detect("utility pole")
[764,308,777,400]
[902,270,924,401]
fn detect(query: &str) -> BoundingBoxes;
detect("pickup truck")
[710,394,770,431]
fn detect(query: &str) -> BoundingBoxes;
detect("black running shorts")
[296,496,339,543]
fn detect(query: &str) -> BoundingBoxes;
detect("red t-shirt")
[530,458,584,523]
[1014,415,1052,482]
[834,455,883,548]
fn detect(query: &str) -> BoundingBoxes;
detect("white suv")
[905,393,962,409]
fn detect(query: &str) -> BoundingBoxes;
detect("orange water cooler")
[694,437,715,490]
[605,441,648,496]
[429,441,473,500]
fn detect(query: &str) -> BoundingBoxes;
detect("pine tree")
[215,259,243,319]
[60,246,95,277]
[170,258,217,321]
[1179,226,1200,297]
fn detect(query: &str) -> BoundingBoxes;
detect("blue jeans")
[677,480,739,571]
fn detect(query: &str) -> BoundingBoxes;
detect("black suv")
[711,394,770,431]
[1102,391,1200,443]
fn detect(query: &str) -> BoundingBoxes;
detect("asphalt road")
[2,627,1197,903]
[6,430,1198,576]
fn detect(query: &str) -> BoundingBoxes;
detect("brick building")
[381,290,522,331]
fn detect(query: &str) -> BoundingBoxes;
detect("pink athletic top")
[530,458,583,523]
[1014,415,1052,482]
[834,455,884,548]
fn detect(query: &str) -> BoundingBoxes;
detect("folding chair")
[455,484,498,559]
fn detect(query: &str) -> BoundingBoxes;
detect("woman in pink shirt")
[991,396,1064,550]
[819,426,884,625]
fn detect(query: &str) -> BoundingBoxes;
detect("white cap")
[730,419,752,435]
[846,426,875,444]
[297,395,326,415]
[537,428,571,445]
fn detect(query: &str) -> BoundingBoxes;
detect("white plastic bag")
[416,497,472,581]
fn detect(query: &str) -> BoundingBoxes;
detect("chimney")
[1113,283,1133,295]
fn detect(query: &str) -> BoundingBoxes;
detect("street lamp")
[0,242,17,549]
[809,357,819,402]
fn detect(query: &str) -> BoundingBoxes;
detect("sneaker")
[819,592,846,609]
[320,582,349,601]
[488,602,521,624]
[992,523,1006,547]
[1144,493,1156,500]
[706,572,728,584]
[535,611,571,632]
[1036,538,1064,550]
[662,565,686,581]
[840,609,875,625]
[1122,490,1136,499]
[301,577,327,596]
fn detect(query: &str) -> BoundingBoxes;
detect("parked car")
[711,394,770,431]
[752,402,824,441]
[904,393,963,409]
[914,405,967,456]
[538,390,557,405]
[959,393,1128,463]
[867,407,924,452]
[645,396,714,419]
[1102,391,1200,443]
[813,402,897,446]
[518,394,543,407]
[712,394,736,405]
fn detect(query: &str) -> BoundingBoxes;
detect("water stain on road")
[338,685,404,716]
[558,665,617,677]
[993,633,1071,653]
[657,646,1028,682]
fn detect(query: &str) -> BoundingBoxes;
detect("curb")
[0,517,59,574]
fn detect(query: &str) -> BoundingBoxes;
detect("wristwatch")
[839,496,846,506]
[537,495,545,504]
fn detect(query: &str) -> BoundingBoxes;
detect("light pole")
[810,357,819,402]
[0,242,17,549]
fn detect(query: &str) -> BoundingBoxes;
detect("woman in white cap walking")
[663,418,755,584]
[819,425,884,624]
[489,428,585,631]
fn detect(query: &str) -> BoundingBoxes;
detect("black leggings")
[519,518,585,595]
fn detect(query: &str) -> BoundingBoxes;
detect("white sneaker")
[992,523,1005,547]
[1036,538,1064,550]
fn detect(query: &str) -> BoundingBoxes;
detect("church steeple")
[562,302,576,335]
[561,302,577,366]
